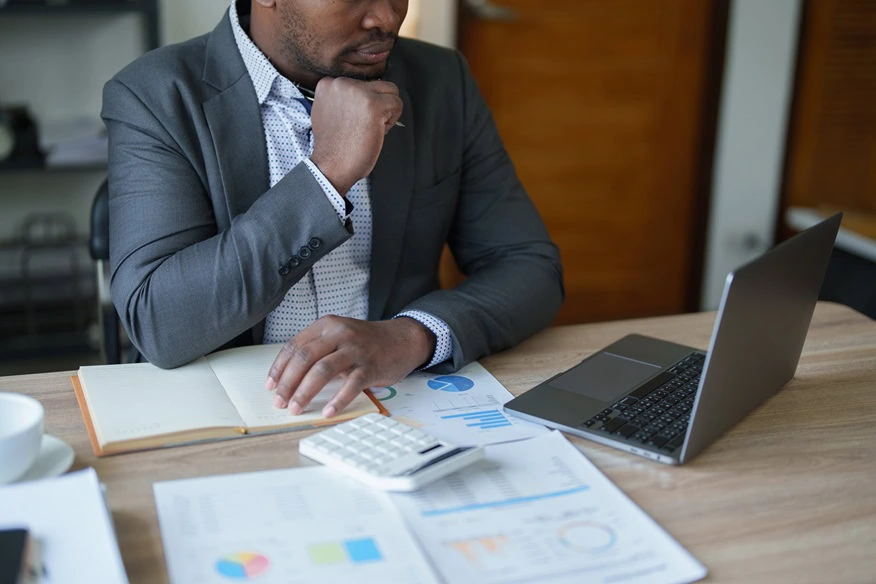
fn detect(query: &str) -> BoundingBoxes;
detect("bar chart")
[440,409,513,429]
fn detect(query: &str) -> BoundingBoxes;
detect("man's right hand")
[309,78,403,196]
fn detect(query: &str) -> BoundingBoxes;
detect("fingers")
[367,80,400,96]
[286,352,355,415]
[265,325,324,390]
[324,372,369,418]
[380,94,404,133]
[270,335,336,406]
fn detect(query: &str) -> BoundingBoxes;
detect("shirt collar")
[229,1,303,105]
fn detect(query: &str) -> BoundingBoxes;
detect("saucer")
[15,434,75,483]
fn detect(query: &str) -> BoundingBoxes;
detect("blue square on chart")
[344,538,382,563]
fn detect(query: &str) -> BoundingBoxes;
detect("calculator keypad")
[302,414,444,476]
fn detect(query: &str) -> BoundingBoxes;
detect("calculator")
[299,413,484,491]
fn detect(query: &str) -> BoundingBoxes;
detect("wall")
[415,0,457,48]
[701,0,803,309]
[160,0,227,45]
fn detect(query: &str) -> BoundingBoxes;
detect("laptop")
[505,213,842,465]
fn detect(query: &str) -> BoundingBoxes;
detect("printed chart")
[440,409,512,429]
[154,467,440,584]
[427,376,475,392]
[215,552,270,580]
[391,432,707,584]
[374,362,548,446]
[307,537,383,566]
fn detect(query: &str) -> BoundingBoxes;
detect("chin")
[339,63,387,82]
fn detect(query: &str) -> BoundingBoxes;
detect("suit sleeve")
[400,53,565,372]
[102,79,353,368]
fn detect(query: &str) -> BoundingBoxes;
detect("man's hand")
[309,77,403,195]
[265,316,435,418]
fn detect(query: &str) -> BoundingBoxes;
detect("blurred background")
[0,0,873,375]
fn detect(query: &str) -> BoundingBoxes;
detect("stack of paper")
[154,432,707,584]
[0,468,128,584]
[38,118,108,168]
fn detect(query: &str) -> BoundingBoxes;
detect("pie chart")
[215,552,270,580]
[427,375,474,392]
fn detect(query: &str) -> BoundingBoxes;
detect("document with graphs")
[390,431,707,584]
[153,467,438,584]
[373,361,548,446]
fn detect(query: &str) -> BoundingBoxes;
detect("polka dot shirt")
[229,3,452,368]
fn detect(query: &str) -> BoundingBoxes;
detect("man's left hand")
[265,316,436,418]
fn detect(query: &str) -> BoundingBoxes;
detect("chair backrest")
[89,179,109,261]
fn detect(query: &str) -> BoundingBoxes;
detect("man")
[101,0,563,419]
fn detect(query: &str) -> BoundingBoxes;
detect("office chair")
[89,179,121,364]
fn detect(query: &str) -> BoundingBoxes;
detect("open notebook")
[72,344,384,456]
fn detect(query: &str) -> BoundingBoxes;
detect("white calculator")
[299,413,484,491]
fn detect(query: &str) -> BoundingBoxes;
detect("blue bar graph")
[440,409,513,429]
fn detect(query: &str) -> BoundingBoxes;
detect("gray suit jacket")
[101,5,563,370]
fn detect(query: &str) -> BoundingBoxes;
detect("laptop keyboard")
[580,352,706,453]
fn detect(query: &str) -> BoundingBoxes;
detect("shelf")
[0,162,107,173]
[0,0,160,49]
[0,0,151,15]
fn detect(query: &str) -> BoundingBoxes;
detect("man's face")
[276,0,408,82]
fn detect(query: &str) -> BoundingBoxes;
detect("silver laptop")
[505,213,842,465]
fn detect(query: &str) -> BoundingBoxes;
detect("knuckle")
[347,370,367,389]
[314,359,336,378]
[293,347,312,365]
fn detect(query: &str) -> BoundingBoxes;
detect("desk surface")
[2,302,875,583]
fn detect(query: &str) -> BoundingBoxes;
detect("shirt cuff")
[395,311,454,369]
[304,158,352,222]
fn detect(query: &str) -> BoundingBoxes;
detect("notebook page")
[206,344,376,429]
[79,359,245,446]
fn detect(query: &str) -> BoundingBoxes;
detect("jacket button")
[298,246,312,259]
[278,265,291,276]
[289,257,300,268]
[308,237,322,250]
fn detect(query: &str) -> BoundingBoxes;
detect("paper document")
[153,467,439,584]
[391,431,707,584]
[0,468,128,584]
[376,362,548,446]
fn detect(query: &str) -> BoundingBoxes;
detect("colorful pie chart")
[215,552,270,580]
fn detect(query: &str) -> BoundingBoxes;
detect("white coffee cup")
[0,393,45,484]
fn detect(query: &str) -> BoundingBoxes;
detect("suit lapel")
[202,7,269,220]
[203,84,269,219]
[368,64,415,320]
[202,7,269,343]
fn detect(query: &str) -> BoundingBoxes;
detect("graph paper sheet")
[390,431,707,584]
[372,361,548,446]
[153,467,439,584]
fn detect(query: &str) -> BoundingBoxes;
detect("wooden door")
[447,0,726,324]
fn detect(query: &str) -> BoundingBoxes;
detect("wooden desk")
[2,302,875,583]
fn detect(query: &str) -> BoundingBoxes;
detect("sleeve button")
[298,246,312,259]
[308,237,322,250]
[278,265,291,276]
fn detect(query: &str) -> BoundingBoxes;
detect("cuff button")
[298,246,312,259]
[308,237,322,250]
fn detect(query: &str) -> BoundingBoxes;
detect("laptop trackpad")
[549,352,661,403]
